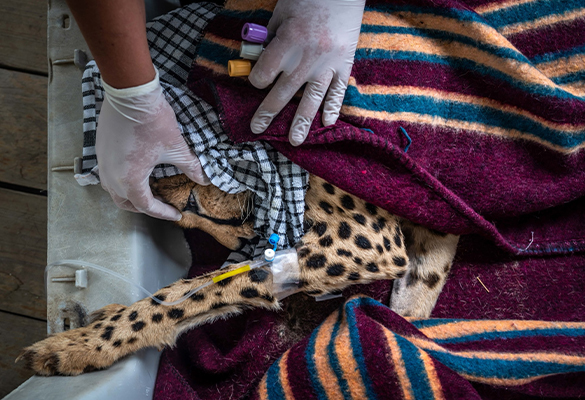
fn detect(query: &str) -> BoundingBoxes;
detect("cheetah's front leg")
[17,265,278,376]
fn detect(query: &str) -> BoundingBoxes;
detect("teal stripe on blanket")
[219,9,273,21]
[532,44,585,64]
[482,0,584,29]
[305,323,328,400]
[433,327,585,344]
[365,4,486,26]
[425,348,585,380]
[395,335,435,400]
[359,25,531,65]
[342,86,585,149]
[328,314,352,400]
[410,319,466,329]
[197,40,238,67]
[553,71,585,85]
[352,48,582,101]
[266,357,286,400]
[346,297,379,400]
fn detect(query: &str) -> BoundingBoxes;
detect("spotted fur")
[18,174,458,375]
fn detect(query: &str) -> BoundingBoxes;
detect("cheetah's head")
[151,174,256,250]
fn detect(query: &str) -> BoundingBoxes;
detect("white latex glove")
[96,70,209,221]
[248,0,365,146]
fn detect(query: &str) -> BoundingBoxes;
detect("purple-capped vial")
[242,23,268,43]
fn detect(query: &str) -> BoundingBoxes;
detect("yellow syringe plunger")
[228,59,252,77]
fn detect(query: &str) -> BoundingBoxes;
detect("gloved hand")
[96,70,209,221]
[248,0,365,146]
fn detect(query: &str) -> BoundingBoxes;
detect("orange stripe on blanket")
[258,374,269,400]
[203,33,241,51]
[224,0,276,12]
[335,322,368,400]
[340,106,585,153]
[500,8,585,36]
[537,53,585,79]
[406,336,585,366]
[347,77,585,132]
[362,10,518,53]
[459,372,559,386]
[382,328,415,400]
[279,352,296,400]
[194,57,229,76]
[356,32,557,90]
[315,310,345,400]
[474,0,541,15]
[420,351,446,400]
[416,320,585,340]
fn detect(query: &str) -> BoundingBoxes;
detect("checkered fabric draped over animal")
[254,296,585,400]
[76,3,309,253]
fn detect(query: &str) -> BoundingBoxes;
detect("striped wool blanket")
[253,296,585,400]
[187,0,585,255]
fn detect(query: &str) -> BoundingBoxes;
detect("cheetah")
[17,174,458,376]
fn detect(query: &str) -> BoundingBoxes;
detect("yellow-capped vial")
[228,59,252,77]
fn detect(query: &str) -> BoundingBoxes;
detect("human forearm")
[66,0,155,88]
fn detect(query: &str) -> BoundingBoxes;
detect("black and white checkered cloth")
[75,3,308,259]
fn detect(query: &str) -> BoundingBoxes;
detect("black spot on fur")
[353,257,363,265]
[241,288,260,298]
[394,231,402,247]
[113,340,122,348]
[151,294,166,306]
[68,343,75,346]
[303,218,314,231]
[297,247,311,259]
[322,182,335,194]
[319,235,333,247]
[249,268,269,283]
[365,203,378,215]
[443,263,452,273]
[337,207,345,214]
[377,217,387,230]
[127,338,138,345]
[396,270,406,278]
[84,339,89,343]
[81,333,87,337]
[406,271,420,287]
[96,346,102,352]
[376,244,384,254]
[337,249,352,257]
[353,213,366,225]
[128,311,138,321]
[355,235,372,249]
[393,256,407,267]
[261,294,275,302]
[319,201,334,214]
[341,195,355,210]
[366,262,379,272]
[313,222,328,237]
[152,313,163,323]
[306,254,327,269]
[93,323,102,329]
[326,264,345,276]
[212,302,228,309]
[425,273,441,289]
[101,326,114,341]
[383,236,392,251]
[217,277,232,287]
[372,222,381,233]
[116,308,125,313]
[348,272,361,281]
[168,308,184,319]
[215,291,223,297]
[84,365,99,373]
[110,314,121,322]
[338,222,351,239]
[190,293,205,302]
[131,321,145,332]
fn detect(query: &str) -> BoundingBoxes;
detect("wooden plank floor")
[0,0,48,397]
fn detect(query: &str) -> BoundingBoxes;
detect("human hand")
[248,0,365,146]
[96,70,209,221]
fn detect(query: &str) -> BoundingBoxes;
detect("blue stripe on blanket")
[328,314,352,400]
[353,48,582,101]
[482,0,584,28]
[342,86,585,149]
[396,335,435,400]
[433,327,585,344]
